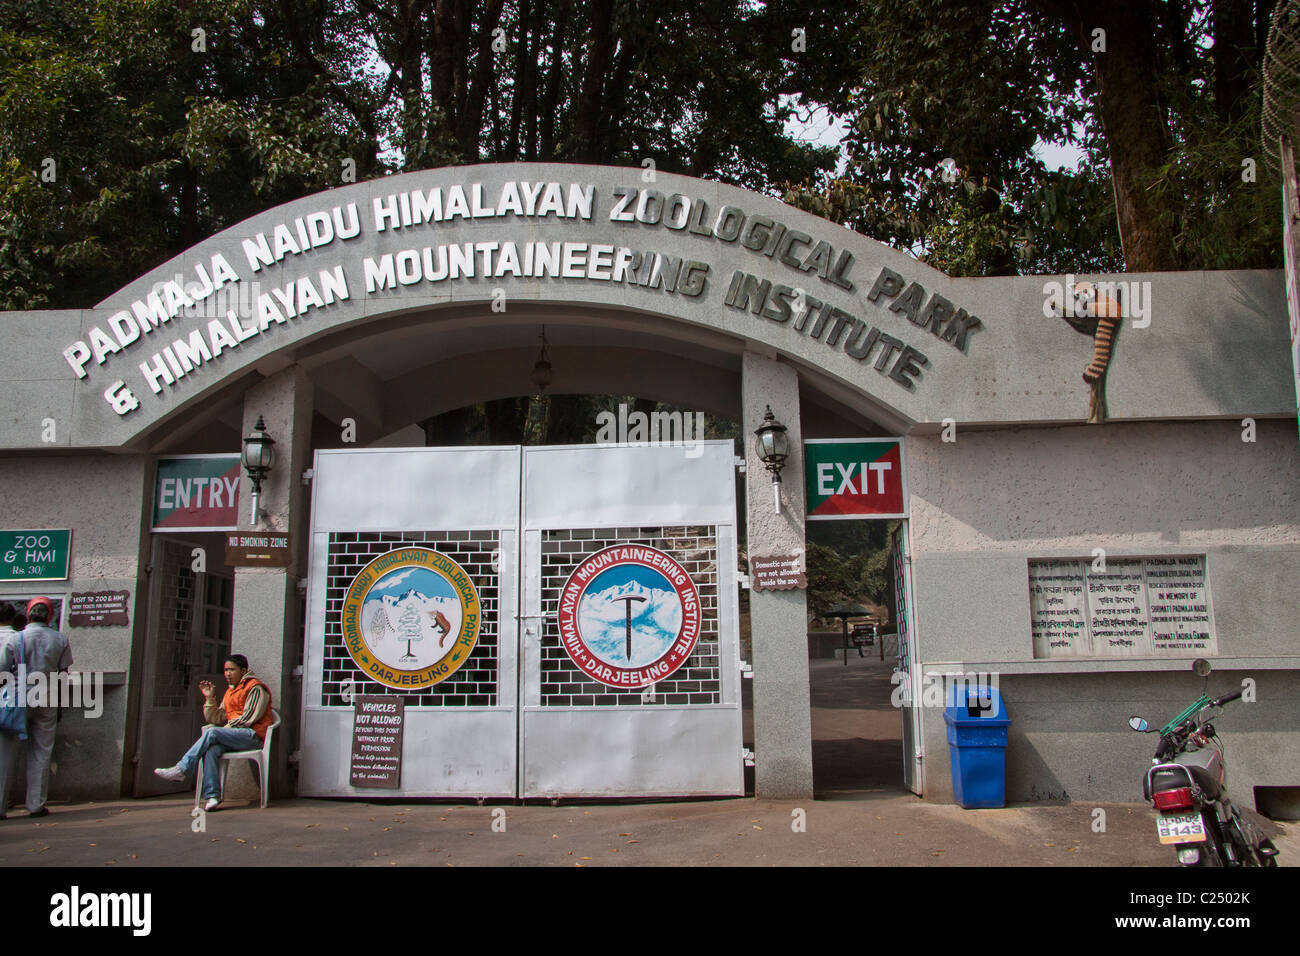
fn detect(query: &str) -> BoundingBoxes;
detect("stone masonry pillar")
[741,351,813,799]
[230,365,312,799]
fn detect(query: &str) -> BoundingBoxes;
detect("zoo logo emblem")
[556,545,701,689]
[341,547,480,690]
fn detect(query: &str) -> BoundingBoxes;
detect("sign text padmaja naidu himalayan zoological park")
[61,179,986,416]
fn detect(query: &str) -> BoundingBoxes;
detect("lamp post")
[753,405,790,514]
[530,325,554,392]
[242,415,276,524]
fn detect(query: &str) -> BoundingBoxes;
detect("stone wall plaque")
[1029,556,1216,659]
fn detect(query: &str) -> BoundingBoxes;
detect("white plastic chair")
[193,709,281,809]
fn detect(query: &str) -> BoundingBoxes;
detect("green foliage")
[804,520,896,621]
[783,0,1279,275]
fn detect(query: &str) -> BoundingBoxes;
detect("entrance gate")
[298,442,742,798]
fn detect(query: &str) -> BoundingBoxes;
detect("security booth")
[0,162,1297,809]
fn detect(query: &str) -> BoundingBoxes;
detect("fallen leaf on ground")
[580,856,592,860]
[626,840,639,845]
[237,838,247,844]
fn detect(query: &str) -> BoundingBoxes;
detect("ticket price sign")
[349,696,405,789]
[1,530,72,582]
[804,439,906,520]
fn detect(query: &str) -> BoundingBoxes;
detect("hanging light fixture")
[529,325,554,392]
[753,405,790,514]
[242,414,276,524]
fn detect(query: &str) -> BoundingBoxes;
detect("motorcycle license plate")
[1156,811,1206,845]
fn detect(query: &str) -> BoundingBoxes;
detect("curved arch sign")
[38,163,1034,450]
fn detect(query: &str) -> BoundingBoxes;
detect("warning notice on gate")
[804,439,906,520]
[349,696,404,789]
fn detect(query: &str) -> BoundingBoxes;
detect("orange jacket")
[219,675,274,740]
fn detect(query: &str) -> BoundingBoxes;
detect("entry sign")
[152,455,241,531]
[1,530,72,582]
[804,439,906,520]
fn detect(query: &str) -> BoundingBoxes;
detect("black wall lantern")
[753,405,790,514]
[529,325,554,393]
[242,414,276,524]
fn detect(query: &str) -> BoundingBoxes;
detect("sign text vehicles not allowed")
[350,696,404,789]
[803,439,907,520]
[1,530,72,582]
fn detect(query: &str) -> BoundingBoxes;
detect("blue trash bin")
[943,684,1011,808]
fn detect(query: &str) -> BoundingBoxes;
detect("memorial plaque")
[1145,557,1214,654]
[68,589,130,627]
[1030,555,1216,659]
[1029,559,1090,657]
[349,696,404,789]
[1087,559,1150,657]
[750,553,807,591]
[225,532,292,567]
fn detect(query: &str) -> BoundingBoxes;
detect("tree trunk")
[1035,0,1183,271]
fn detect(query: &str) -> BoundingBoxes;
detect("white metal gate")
[298,441,742,798]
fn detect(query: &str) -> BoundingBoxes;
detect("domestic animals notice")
[751,554,807,590]
[350,696,404,789]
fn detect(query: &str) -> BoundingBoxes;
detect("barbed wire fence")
[1263,0,1300,181]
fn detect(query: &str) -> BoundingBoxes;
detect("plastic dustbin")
[943,684,1011,809]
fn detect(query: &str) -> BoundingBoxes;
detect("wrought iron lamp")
[530,325,554,392]
[242,415,276,523]
[753,405,790,514]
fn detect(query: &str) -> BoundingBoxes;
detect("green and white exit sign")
[1,530,72,581]
[804,440,907,520]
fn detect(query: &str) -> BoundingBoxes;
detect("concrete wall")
[0,454,149,800]
[905,419,1300,806]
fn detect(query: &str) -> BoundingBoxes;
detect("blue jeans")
[177,725,261,800]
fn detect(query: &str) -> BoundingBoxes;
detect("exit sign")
[804,440,906,520]
[1,529,72,581]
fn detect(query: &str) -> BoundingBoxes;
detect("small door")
[132,536,233,795]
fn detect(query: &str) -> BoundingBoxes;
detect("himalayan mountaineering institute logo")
[341,547,480,690]
[557,545,701,688]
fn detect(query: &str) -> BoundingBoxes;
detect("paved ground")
[5,653,1295,867]
[3,791,1295,867]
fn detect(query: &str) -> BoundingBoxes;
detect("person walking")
[0,597,73,819]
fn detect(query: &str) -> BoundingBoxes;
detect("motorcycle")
[1128,659,1279,867]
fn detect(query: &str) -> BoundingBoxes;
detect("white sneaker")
[154,766,184,781]
[204,797,220,811]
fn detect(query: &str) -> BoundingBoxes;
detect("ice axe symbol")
[614,594,647,661]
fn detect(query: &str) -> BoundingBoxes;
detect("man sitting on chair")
[154,654,273,811]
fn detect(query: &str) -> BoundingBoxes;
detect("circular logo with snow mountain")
[556,545,701,689]
[341,547,480,690]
